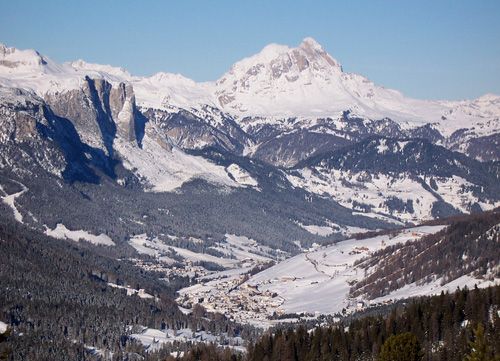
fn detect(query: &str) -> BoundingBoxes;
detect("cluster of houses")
[130,257,212,282]
[177,273,286,325]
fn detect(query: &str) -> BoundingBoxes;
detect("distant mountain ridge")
[1,40,499,134]
[0,39,499,240]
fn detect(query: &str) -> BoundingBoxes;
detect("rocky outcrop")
[0,79,145,183]
[0,88,66,177]
[0,88,45,143]
[45,77,138,156]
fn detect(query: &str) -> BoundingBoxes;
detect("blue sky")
[1,0,499,100]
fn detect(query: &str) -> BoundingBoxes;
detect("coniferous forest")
[1,209,500,360]
[0,215,256,360]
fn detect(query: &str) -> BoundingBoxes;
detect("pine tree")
[378,333,422,361]
[463,324,496,361]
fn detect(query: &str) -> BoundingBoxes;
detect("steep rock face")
[0,76,147,185]
[0,86,118,183]
[0,88,66,177]
[0,88,43,141]
[45,77,137,155]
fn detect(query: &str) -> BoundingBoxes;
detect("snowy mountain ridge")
[1,40,499,223]
[1,40,499,138]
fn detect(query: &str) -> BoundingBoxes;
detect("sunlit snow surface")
[115,138,239,192]
[44,223,115,246]
[287,169,499,223]
[130,327,245,353]
[1,42,499,138]
[226,163,259,188]
[129,233,274,268]
[297,221,370,237]
[107,282,154,299]
[0,183,27,223]
[246,225,498,316]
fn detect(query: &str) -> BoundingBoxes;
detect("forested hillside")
[0,216,254,360]
[350,210,500,299]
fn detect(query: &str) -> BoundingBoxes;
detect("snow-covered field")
[244,225,497,317]
[129,233,279,268]
[130,326,245,353]
[44,223,115,246]
[297,221,370,237]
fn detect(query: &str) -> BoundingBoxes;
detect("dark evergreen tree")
[378,333,422,361]
[463,324,497,361]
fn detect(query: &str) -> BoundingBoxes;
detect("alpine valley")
[0,38,499,360]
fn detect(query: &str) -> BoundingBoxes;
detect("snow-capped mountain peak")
[212,39,499,138]
[298,36,342,69]
[299,36,322,48]
[0,43,62,74]
[213,38,374,117]
[216,37,342,91]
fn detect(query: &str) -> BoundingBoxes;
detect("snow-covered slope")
[0,43,215,110]
[0,44,115,95]
[44,223,115,246]
[129,72,214,110]
[115,137,241,192]
[246,223,499,316]
[286,137,500,223]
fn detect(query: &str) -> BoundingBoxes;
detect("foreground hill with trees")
[176,285,499,361]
